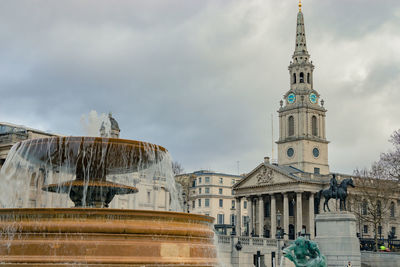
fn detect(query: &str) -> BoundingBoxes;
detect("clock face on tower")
[309,93,317,104]
[287,93,296,104]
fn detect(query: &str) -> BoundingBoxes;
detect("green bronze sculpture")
[283,237,327,267]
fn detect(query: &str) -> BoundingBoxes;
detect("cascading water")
[0,136,216,266]
[0,136,182,211]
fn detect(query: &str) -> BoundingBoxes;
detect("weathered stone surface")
[315,212,361,267]
[361,251,400,267]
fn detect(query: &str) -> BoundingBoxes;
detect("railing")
[218,235,278,247]
[360,238,400,252]
[238,236,250,245]
[218,235,231,244]
[252,237,264,246]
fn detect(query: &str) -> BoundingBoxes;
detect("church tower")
[276,1,329,175]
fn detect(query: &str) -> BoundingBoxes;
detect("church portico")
[234,178,320,240]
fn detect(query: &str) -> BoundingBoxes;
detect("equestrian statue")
[315,174,355,212]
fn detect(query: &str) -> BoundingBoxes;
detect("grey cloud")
[0,0,399,175]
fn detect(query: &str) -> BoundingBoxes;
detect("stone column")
[283,193,289,240]
[247,197,253,236]
[258,195,264,237]
[309,192,315,238]
[271,194,276,239]
[236,197,242,236]
[296,191,303,236]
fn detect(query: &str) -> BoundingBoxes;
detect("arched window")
[390,202,395,217]
[307,73,310,84]
[293,73,297,84]
[299,72,304,83]
[288,116,294,136]
[312,116,318,136]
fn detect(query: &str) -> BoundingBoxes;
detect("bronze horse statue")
[316,178,355,212]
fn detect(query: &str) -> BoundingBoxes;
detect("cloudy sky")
[1,0,400,175]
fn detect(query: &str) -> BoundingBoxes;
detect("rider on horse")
[329,174,338,200]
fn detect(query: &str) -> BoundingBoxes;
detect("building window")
[243,216,248,225]
[198,199,201,207]
[232,200,235,209]
[205,177,210,183]
[219,188,223,195]
[230,214,236,225]
[219,199,223,208]
[219,178,223,184]
[192,179,196,187]
[293,73,296,84]
[217,214,225,224]
[231,179,236,185]
[363,225,368,234]
[300,72,304,83]
[199,188,202,194]
[390,202,395,217]
[391,227,396,236]
[244,201,247,209]
[198,177,202,184]
[312,116,318,136]
[307,73,310,84]
[205,187,210,194]
[288,116,294,136]
[192,201,195,209]
[377,200,382,217]
[362,201,368,215]
[378,225,382,236]
[205,199,210,207]
[314,168,320,174]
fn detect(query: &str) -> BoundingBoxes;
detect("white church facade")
[232,2,400,244]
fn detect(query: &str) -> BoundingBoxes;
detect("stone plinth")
[315,212,361,267]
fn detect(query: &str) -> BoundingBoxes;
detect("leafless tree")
[376,130,400,182]
[350,129,400,251]
[350,169,396,251]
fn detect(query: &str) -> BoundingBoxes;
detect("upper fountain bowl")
[10,136,168,207]
[14,136,168,178]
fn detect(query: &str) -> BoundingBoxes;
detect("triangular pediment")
[234,163,298,189]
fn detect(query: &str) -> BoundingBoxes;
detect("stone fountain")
[0,136,217,266]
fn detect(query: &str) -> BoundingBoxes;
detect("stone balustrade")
[218,235,277,248]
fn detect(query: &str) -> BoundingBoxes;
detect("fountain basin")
[0,208,217,266]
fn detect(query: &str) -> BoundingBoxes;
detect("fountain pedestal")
[0,208,217,266]
[315,212,361,267]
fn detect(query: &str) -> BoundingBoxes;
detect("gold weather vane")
[299,0,302,11]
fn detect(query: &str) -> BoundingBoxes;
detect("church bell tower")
[276,1,329,175]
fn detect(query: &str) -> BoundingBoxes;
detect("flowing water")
[0,136,182,211]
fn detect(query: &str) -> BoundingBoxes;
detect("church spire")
[293,1,309,59]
